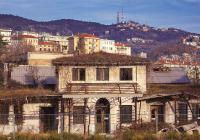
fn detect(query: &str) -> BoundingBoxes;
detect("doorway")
[150,105,164,122]
[40,107,58,132]
[95,98,110,133]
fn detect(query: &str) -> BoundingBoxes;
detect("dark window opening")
[151,109,156,119]
[120,68,132,81]
[120,105,132,123]
[14,104,23,125]
[0,103,9,125]
[72,68,85,81]
[150,105,164,122]
[96,68,109,81]
[178,103,188,122]
[73,106,84,124]
[192,104,200,119]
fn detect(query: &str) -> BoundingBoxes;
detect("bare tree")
[189,66,200,86]
[28,65,43,88]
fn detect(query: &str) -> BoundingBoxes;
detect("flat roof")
[148,67,190,84]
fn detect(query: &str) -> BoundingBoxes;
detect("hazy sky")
[0,0,200,33]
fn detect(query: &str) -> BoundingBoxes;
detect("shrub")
[122,129,135,140]
[142,133,157,140]
[63,132,83,140]
[87,134,113,140]
[0,135,7,140]
[166,132,181,140]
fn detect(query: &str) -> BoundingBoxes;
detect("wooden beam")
[84,98,88,137]
[61,98,65,133]
[68,98,73,133]
[134,97,137,123]
[117,83,122,129]
[139,101,141,123]
[174,99,177,125]
[63,93,143,98]
[167,101,175,113]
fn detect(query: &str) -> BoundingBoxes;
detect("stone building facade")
[53,52,148,133]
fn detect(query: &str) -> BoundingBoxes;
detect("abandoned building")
[0,52,200,135]
[139,67,200,124]
[0,52,149,134]
[52,52,148,134]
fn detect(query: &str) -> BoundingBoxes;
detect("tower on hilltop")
[116,8,125,24]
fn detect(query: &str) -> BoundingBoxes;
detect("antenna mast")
[121,8,124,22]
[117,11,120,24]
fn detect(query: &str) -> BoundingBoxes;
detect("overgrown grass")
[0,131,200,140]
[3,132,83,140]
[114,128,157,140]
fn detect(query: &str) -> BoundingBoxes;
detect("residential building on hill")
[99,39,116,54]
[0,28,12,45]
[115,42,131,56]
[13,31,40,37]
[68,35,79,53]
[11,35,38,47]
[77,33,100,54]
[156,53,200,82]
[68,34,131,55]
[41,35,69,53]
[38,41,61,52]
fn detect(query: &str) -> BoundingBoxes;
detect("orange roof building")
[11,35,38,47]
[38,41,60,52]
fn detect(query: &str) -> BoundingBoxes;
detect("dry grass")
[0,131,200,140]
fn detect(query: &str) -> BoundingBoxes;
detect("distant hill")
[0,14,198,42]
[0,14,199,60]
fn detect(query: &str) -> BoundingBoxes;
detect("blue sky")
[0,0,200,33]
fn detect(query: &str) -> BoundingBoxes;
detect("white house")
[0,28,12,45]
[99,39,116,54]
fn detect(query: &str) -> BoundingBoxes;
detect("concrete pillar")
[110,104,118,133]
[8,105,15,134]
[188,105,193,121]
[165,101,175,124]
[88,105,95,134]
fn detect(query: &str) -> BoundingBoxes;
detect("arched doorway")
[95,98,110,133]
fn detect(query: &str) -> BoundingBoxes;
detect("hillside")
[0,14,199,60]
[0,14,197,43]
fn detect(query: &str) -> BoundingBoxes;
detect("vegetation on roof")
[148,84,200,94]
[0,88,56,99]
[53,52,149,66]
